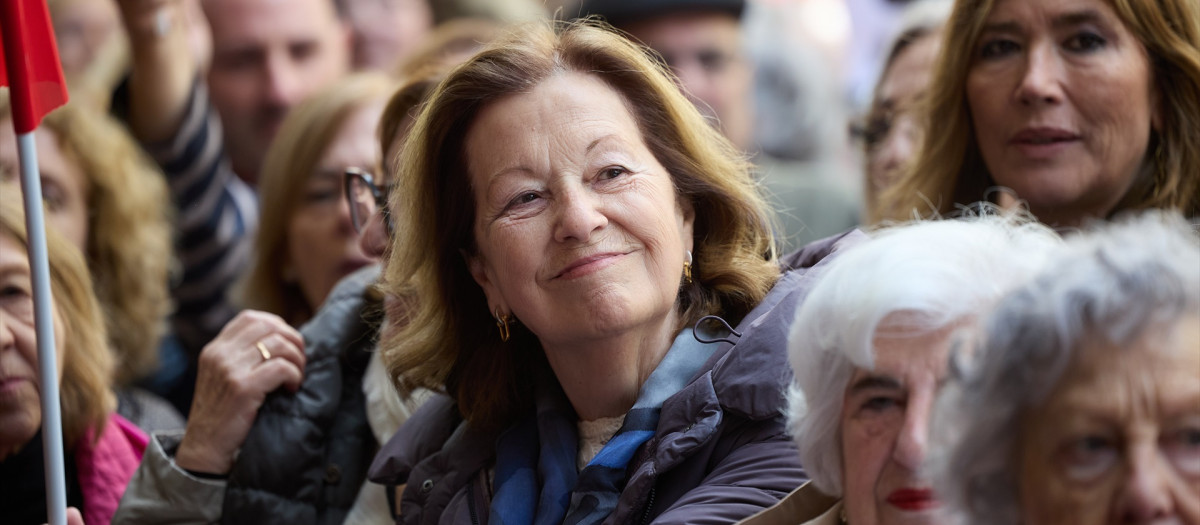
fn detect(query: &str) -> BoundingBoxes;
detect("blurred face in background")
[0,233,66,460]
[49,0,121,78]
[1018,317,1200,523]
[341,0,433,71]
[285,99,383,310]
[622,10,755,151]
[865,32,941,203]
[203,0,350,182]
[0,123,90,250]
[966,0,1159,227]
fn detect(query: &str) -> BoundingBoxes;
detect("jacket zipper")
[638,486,656,525]
[467,477,481,525]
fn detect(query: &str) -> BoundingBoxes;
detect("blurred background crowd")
[1,0,1197,523]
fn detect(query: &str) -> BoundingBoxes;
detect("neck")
[542,309,682,421]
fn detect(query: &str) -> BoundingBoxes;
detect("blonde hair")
[239,73,396,325]
[3,99,174,387]
[879,0,1200,223]
[380,19,779,432]
[1,195,115,447]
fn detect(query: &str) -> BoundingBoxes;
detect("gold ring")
[255,341,272,361]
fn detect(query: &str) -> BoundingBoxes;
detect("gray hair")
[932,211,1200,524]
[786,213,1061,496]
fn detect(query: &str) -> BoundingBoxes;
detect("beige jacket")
[737,482,842,525]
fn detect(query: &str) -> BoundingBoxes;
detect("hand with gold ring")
[176,311,305,475]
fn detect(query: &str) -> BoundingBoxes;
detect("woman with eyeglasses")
[114,71,433,524]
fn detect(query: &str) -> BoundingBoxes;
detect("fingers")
[255,354,306,393]
[67,507,83,525]
[204,310,306,370]
[253,333,305,391]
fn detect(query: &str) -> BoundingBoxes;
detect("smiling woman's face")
[966,0,1159,226]
[464,71,695,350]
[1018,316,1200,523]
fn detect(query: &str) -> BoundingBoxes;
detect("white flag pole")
[15,129,68,525]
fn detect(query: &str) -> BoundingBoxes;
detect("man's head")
[579,0,754,150]
[203,0,350,183]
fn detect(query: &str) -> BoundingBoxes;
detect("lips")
[0,375,32,396]
[1006,126,1081,162]
[886,488,940,511]
[553,252,627,280]
[1010,127,1080,145]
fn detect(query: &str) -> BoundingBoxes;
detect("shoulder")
[368,395,494,524]
[736,483,840,525]
[698,230,864,420]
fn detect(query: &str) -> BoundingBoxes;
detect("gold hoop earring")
[494,308,512,342]
[682,250,693,285]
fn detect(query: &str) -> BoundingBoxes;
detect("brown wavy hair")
[3,100,174,387]
[1,195,115,446]
[379,19,779,432]
[879,0,1200,223]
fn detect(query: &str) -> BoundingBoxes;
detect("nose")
[0,313,12,351]
[1015,43,1064,107]
[263,52,304,108]
[671,62,716,114]
[873,115,921,189]
[553,186,607,244]
[1116,445,1174,522]
[893,388,933,471]
[336,190,358,235]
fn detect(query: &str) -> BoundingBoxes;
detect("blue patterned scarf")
[489,329,717,525]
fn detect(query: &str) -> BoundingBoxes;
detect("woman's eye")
[862,396,902,412]
[1060,435,1118,481]
[979,39,1020,59]
[1163,425,1200,475]
[304,188,339,204]
[1065,32,1107,52]
[508,191,540,208]
[599,167,628,180]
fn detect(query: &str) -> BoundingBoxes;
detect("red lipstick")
[886,488,939,511]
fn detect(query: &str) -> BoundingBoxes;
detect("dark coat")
[367,231,864,525]
[221,266,383,525]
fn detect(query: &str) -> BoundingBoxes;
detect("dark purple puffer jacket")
[368,230,864,525]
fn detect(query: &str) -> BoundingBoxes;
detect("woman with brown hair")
[0,197,148,525]
[878,0,1200,226]
[367,20,846,524]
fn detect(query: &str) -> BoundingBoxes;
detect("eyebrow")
[980,9,1106,35]
[586,135,623,155]
[849,375,904,394]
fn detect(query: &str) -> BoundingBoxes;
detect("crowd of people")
[1,0,1197,523]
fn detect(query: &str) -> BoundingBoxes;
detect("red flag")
[0,0,69,133]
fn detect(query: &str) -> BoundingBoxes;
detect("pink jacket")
[74,414,148,525]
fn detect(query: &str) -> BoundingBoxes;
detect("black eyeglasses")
[343,167,393,237]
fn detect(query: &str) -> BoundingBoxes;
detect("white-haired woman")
[740,215,1061,525]
[932,211,1200,523]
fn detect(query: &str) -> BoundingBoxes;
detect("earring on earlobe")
[494,307,512,342]
[682,250,693,285]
